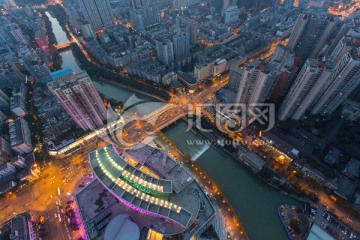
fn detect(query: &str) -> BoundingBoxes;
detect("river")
[47,11,302,240]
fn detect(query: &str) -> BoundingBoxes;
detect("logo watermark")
[101,94,275,149]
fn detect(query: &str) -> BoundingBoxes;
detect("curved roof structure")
[89,144,192,228]
[104,214,139,240]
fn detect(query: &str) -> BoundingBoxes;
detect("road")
[0,141,101,239]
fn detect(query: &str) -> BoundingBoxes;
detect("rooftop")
[86,144,215,238]
[50,68,73,80]
[307,224,335,240]
[89,145,192,228]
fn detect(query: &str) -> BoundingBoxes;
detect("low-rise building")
[238,148,266,173]
[342,158,360,180]
[324,147,343,165]
[341,100,360,121]
[301,164,326,183]
[162,71,177,85]
[0,174,16,194]
[10,213,39,240]
[335,177,356,200]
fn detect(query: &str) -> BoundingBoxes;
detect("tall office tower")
[173,32,190,60]
[278,59,333,121]
[77,0,114,30]
[311,44,360,116]
[0,90,9,110]
[48,68,107,131]
[9,118,33,155]
[224,6,240,26]
[155,39,174,67]
[0,137,12,164]
[286,14,338,60]
[232,61,279,105]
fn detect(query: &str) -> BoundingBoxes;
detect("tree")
[289,219,301,234]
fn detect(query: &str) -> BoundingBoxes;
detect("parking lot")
[309,205,359,240]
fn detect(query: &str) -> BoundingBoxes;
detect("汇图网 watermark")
[100,94,275,148]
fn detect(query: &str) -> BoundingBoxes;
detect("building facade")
[9,118,33,155]
[77,0,114,30]
[48,68,107,131]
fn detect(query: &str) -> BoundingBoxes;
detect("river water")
[47,11,302,240]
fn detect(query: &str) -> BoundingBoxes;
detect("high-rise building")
[79,19,94,39]
[130,4,161,31]
[278,59,332,121]
[224,6,240,26]
[323,23,355,63]
[222,0,231,15]
[65,6,82,34]
[0,89,10,110]
[9,118,33,155]
[232,61,279,105]
[130,10,145,31]
[0,137,12,164]
[0,62,23,89]
[10,94,26,117]
[279,36,360,119]
[77,0,114,30]
[287,14,338,60]
[48,68,107,131]
[173,32,190,60]
[187,19,198,46]
[311,44,360,116]
[155,39,174,67]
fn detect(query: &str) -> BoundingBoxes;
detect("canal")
[47,11,302,240]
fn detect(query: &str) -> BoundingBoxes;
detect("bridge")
[49,104,187,156]
[55,41,72,50]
